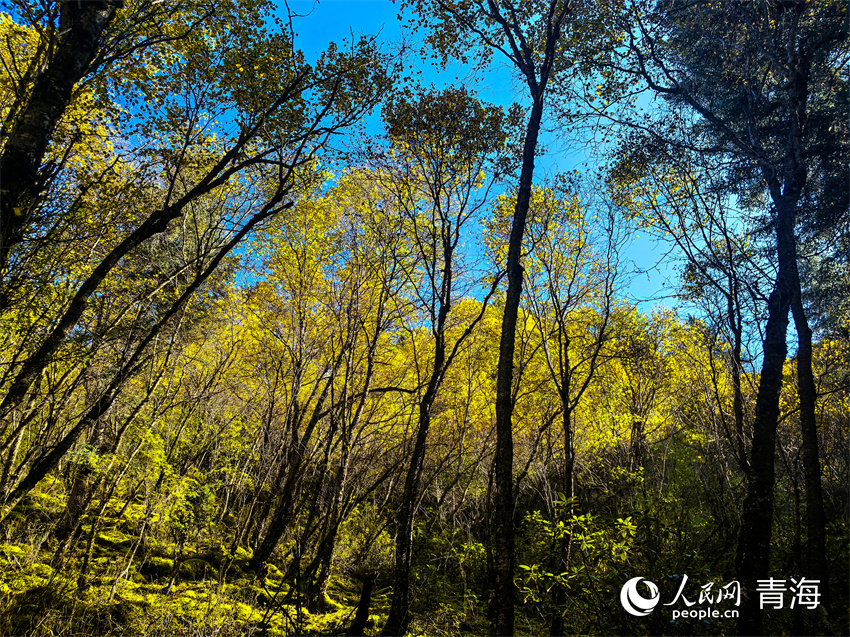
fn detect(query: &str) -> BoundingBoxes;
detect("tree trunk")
[55,415,111,542]
[306,541,335,614]
[550,402,574,637]
[736,29,816,617]
[249,374,332,571]
[383,212,457,634]
[348,571,378,637]
[0,0,120,277]
[728,281,750,474]
[736,281,789,636]
[306,461,349,613]
[0,426,23,499]
[491,89,545,637]
[737,191,800,635]
[382,391,439,635]
[790,296,829,609]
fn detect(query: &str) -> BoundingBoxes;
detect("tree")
[399,1,580,631]
[244,170,409,579]
[0,0,122,277]
[0,0,216,291]
[376,86,513,635]
[519,182,622,635]
[607,144,771,474]
[0,0,393,518]
[588,1,847,630]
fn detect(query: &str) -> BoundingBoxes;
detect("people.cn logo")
[620,577,660,616]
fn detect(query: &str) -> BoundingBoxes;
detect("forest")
[0,0,847,636]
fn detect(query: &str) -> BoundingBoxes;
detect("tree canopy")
[0,1,846,636]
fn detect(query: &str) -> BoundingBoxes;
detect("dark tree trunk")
[306,456,350,613]
[347,571,378,637]
[790,298,829,608]
[249,376,331,572]
[492,90,545,637]
[736,23,826,623]
[54,459,95,543]
[54,407,119,542]
[550,400,574,637]
[306,539,335,613]
[248,351,345,573]
[0,0,121,276]
[736,279,789,636]
[0,427,24,499]
[737,190,799,635]
[382,358,444,635]
[250,486,296,571]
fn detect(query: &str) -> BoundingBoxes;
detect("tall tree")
[399,1,580,631]
[520,183,622,636]
[245,171,409,574]
[377,86,512,635]
[590,0,848,631]
[0,0,392,517]
[607,144,770,474]
[0,0,122,277]
[0,0,213,292]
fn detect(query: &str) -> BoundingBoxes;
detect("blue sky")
[284,0,674,308]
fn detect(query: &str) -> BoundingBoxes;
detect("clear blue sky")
[284,0,674,309]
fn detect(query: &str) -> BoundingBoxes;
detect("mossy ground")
[0,474,501,637]
[0,536,493,636]
[0,497,389,637]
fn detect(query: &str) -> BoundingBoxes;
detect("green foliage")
[0,0,847,635]
[517,498,636,615]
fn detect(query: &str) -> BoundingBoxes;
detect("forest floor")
[0,487,369,636]
[1,537,381,635]
[0,482,491,636]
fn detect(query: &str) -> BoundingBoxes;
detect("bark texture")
[0,0,121,274]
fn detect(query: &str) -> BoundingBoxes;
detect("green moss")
[0,543,26,557]
[265,562,284,580]
[96,529,133,551]
[321,593,344,612]
[139,556,174,580]
[29,562,53,580]
[178,557,213,580]
[130,569,148,584]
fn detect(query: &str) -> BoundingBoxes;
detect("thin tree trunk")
[249,372,333,570]
[790,298,829,609]
[0,426,23,499]
[492,89,545,637]
[728,281,750,474]
[382,381,442,635]
[550,400,574,637]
